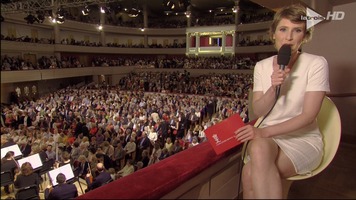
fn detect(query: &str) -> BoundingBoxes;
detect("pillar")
[52,3,60,44]
[232,31,236,54]
[186,32,191,55]
[222,31,226,55]
[195,33,200,55]
[100,6,106,46]
[143,0,148,47]
[234,0,240,25]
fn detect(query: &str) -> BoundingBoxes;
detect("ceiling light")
[82,6,90,15]
[49,16,56,23]
[233,6,239,13]
[56,8,65,18]
[185,10,191,18]
[163,0,177,10]
[56,16,65,24]
[166,1,176,10]
[51,8,65,24]
[127,8,140,18]
[100,6,111,14]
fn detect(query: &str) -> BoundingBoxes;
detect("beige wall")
[303,2,356,141]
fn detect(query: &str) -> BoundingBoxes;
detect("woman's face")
[273,18,306,54]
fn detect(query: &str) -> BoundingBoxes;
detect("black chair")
[15,185,39,200]
[38,159,55,181]
[1,171,14,192]
[68,167,84,194]
[37,159,55,191]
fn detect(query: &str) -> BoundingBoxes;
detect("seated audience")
[116,159,135,179]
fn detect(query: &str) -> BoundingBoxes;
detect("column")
[186,5,192,27]
[186,32,191,55]
[232,31,236,55]
[234,0,240,25]
[222,31,226,55]
[195,33,200,55]
[143,0,148,28]
[52,3,60,44]
[100,6,106,46]
[53,23,60,44]
[143,0,148,47]
[144,35,148,48]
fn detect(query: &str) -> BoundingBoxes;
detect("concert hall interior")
[1,0,355,199]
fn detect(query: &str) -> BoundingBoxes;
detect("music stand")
[48,164,75,187]
[17,153,43,171]
[1,144,23,160]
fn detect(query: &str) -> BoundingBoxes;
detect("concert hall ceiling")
[0,0,265,16]
[1,0,352,16]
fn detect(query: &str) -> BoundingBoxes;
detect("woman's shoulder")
[256,55,275,66]
[300,52,327,63]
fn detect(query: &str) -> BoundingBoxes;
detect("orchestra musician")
[45,173,78,200]
[1,151,19,194]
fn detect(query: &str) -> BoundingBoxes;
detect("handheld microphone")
[276,44,291,98]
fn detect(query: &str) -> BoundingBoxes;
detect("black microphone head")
[277,44,291,66]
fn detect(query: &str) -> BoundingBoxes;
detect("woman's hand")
[235,125,264,143]
[271,66,291,89]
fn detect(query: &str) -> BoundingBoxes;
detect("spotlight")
[100,6,111,14]
[56,16,65,24]
[82,5,90,15]
[52,8,66,24]
[165,0,176,10]
[233,6,239,13]
[127,8,140,18]
[185,11,191,18]
[49,16,56,23]
[56,8,66,17]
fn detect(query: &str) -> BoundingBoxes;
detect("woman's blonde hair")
[269,4,313,44]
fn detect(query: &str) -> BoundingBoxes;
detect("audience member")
[85,163,112,192]
[116,159,135,179]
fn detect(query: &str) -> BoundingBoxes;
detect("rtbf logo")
[302,8,345,29]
